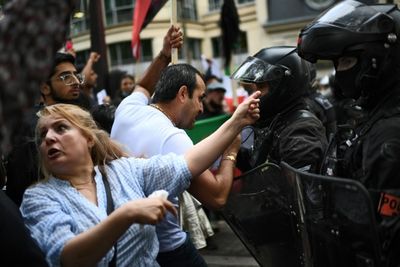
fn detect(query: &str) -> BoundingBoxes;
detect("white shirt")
[111,92,193,157]
[111,92,193,252]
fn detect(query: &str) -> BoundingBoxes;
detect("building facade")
[70,0,385,78]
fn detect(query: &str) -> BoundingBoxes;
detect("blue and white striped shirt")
[20,154,191,267]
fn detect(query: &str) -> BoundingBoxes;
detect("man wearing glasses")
[40,52,85,106]
[6,52,86,207]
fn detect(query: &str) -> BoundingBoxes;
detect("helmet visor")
[231,56,285,83]
[315,1,392,33]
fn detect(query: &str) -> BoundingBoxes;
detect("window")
[109,39,153,66]
[237,0,254,4]
[187,38,202,60]
[233,31,248,54]
[267,0,336,24]
[105,0,134,26]
[211,37,222,58]
[208,0,222,11]
[70,0,89,35]
[211,31,248,58]
[178,0,198,21]
[208,0,254,12]
[177,38,201,60]
[140,39,153,62]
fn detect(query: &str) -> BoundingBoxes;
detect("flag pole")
[170,0,178,64]
[229,61,238,108]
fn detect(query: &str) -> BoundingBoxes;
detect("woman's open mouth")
[48,148,61,159]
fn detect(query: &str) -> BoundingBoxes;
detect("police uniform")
[232,46,327,173]
[230,46,327,267]
[298,1,400,265]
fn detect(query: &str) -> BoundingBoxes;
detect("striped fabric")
[20,154,191,267]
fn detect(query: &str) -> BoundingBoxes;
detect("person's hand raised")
[161,25,183,58]
[230,91,261,128]
[124,197,177,225]
[89,52,101,63]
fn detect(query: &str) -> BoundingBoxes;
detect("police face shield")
[298,1,395,62]
[315,1,394,34]
[231,56,287,84]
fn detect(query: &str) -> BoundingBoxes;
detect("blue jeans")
[156,233,208,267]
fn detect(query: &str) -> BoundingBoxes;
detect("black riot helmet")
[232,46,310,119]
[297,0,400,107]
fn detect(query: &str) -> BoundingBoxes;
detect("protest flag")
[132,0,168,59]
[89,0,109,91]
[220,0,240,70]
[220,0,240,107]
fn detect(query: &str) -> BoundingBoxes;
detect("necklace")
[70,177,95,190]
[150,104,176,127]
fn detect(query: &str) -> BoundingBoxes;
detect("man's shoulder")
[116,92,148,114]
[144,123,192,156]
[279,109,324,132]
[149,121,188,140]
[112,92,151,131]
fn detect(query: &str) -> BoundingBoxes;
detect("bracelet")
[222,153,237,163]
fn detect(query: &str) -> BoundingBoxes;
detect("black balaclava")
[335,58,363,99]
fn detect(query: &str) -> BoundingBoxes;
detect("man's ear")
[40,82,51,96]
[177,85,188,103]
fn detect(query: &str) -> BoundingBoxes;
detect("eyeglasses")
[52,73,85,86]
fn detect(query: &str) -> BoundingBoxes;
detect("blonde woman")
[20,91,260,267]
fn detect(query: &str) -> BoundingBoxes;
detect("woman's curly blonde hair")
[35,104,128,179]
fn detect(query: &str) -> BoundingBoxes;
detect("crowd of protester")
[1,0,400,267]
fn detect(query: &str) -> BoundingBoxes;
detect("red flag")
[131,0,151,60]
[131,0,169,60]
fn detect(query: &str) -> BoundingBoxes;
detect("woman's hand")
[60,196,176,266]
[230,91,261,128]
[124,197,177,225]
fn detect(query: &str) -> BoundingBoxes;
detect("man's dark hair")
[152,64,204,104]
[47,52,76,79]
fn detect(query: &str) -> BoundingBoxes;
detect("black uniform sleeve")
[278,117,327,173]
[362,117,400,190]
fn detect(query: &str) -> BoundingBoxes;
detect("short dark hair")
[47,52,76,79]
[152,64,203,104]
[121,74,135,82]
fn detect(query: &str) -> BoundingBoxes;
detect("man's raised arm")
[135,25,183,98]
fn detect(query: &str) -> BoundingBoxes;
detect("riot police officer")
[230,46,327,267]
[298,1,400,265]
[232,46,327,173]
